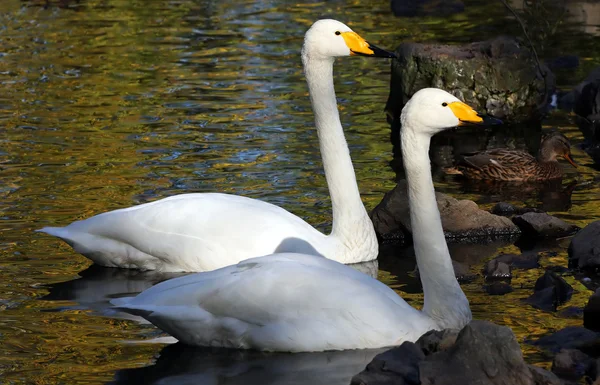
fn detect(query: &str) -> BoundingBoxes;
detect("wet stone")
[512,212,579,239]
[484,281,514,296]
[523,271,573,312]
[352,321,559,385]
[533,327,600,353]
[569,221,600,269]
[484,259,512,280]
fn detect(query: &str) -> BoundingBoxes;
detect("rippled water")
[0,0,599,383]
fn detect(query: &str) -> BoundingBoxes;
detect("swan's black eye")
[442,102,448,107]
[335,31,341,36]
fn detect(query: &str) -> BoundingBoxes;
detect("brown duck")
[457,133,577,181]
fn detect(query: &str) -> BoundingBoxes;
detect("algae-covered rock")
[386,36,554,133]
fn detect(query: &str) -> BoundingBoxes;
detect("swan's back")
[39,193,332,271]
[114,253,434,352]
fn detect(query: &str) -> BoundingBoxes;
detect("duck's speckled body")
[458,133,577,182]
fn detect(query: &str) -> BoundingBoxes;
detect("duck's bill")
[341,31,396,58]
[448,101,502,126]
[563,153,578,168]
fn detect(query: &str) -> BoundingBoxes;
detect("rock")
[492,202,542,217]
[416,329,459,355]
[370,180,521,242]
[484,282,514,296]
[386,37,554,130]
[352,320,560,385]
[557,306,583,319]
[484,259,512,280]
[528,365,564,385]
[523,271,573,312]
[551,348,594,380]
[569,221,600,269]
[512,212,579,238]
[491,202,518,216]
[391,0,464,17]
[533,327,600,353]
[350,342,423,385]
[585,289,600,332]
[493,253,541,270]
[418,321,535,385]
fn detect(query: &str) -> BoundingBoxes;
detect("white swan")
[112,88,485,352]
[36,19,395,272]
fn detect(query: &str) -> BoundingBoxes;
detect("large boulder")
[568,221,600,269]
[370,180,521,242]
[351,320,561,385]
[386,36,554,129]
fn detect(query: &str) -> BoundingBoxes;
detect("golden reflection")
[0,0,598,383]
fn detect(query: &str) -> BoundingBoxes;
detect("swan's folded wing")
[113,253,426,350]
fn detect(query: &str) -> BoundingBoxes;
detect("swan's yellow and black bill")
[448,102,502,126]
[564,153,578,168]
[448,101,483,125]
[340,31,396,58]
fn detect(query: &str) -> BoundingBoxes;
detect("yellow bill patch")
[340,31,374,56]
[448,101,483,125]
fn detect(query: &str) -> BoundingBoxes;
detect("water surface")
[1,0,600,383]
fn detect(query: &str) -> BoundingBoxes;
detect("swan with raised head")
[37,20,395,272]
[112,88,486,352]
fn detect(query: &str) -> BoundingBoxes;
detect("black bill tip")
[352,42,397,59]
[480,115,503,125]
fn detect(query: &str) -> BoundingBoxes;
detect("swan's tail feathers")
[111,298,156,318]
[36,226,67,238]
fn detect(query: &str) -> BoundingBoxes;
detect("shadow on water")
[109,343,386,385]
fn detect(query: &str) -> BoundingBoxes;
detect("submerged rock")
[523,271,573,312]
[533,327,600,353]
[492,253,541,270]
[370,180,521,242]
[569,221,600,269]
[512,212,579,238]
[491,202,542,216]
[484,281,514,296]
[352,320,558,385]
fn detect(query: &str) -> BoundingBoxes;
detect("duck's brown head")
[539,133,577,168]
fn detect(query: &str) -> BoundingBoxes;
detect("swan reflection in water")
[40,264,186,319]
[109,343,386,385]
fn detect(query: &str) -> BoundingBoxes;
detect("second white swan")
[113,88,486,351]
[37,20,395,272]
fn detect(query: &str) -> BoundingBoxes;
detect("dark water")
[0,0,599,383]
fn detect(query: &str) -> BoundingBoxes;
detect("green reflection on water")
[0,0,599,383]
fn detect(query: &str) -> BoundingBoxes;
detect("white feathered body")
[113,253,437,352]
[39,193,377,272]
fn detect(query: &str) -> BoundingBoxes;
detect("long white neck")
[400,125,471,329]
[302,55,374,243]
